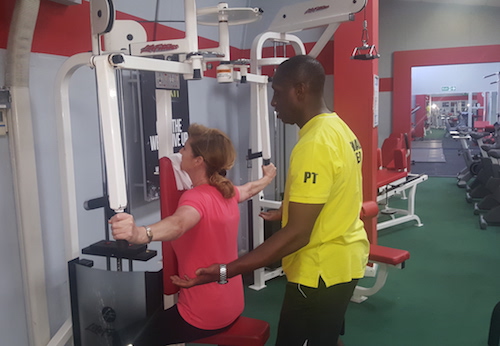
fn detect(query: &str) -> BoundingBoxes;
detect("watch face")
[146,227,153,243]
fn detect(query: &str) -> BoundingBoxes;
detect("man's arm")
[110,205,201,244]
[236,163,276,202]
[171,201,323,287]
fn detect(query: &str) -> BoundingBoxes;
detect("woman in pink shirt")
[109,123,276,345]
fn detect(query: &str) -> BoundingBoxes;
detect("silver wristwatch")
[144,226,153,243]
[218,264,228,284]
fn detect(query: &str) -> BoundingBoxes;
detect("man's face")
[271,76,299,125]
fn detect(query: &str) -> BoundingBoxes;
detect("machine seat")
[377,169,408,188]
[488,149,500,159]
[192,316,270,346]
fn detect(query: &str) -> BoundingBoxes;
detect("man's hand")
[171,264,220,288]
[259,208,282,222]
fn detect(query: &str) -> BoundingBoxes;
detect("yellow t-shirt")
[282,113,369,288]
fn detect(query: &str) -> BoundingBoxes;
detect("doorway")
[392,45,500,177]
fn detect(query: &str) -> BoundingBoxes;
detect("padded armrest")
[360,201,379,219]
[369,244,410,266]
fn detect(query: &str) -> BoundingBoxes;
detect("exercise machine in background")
[376,133,428,231]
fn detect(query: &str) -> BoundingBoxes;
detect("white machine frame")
[484,72,500,125]
[351,261,404,303]
[377,173,428,231]
[51,0,370,344]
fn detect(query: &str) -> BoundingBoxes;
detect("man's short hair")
[275,55,325,94]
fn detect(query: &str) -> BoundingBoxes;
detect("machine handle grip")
[84,196,107,210]
[114,210,129,250]
[263,158,271,166]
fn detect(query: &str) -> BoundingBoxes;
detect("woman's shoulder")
[184,184,237,202]
[184,184,222,199]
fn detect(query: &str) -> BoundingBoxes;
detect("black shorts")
[276,278,358,346]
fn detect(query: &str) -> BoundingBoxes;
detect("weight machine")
[484,72,500,125]
[55,0,265,344]
[52,0,373,344]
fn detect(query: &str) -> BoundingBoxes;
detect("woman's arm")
[236,163,277,202]
[109,205,201,244]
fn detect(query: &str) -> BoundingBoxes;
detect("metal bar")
[308,23,340,58]
[93,55,127,212]
[55,52,94,261]
[156,89,173,159]
[109,54,192,75]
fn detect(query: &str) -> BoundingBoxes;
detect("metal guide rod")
[258,82,271,163]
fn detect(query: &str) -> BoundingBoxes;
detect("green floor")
[192,177,500,345]
[424,128,447,140]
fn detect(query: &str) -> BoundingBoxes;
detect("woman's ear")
[194,155,205,167]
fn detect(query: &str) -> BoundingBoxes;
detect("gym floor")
[411,128,466,177]
[188,130,500,346]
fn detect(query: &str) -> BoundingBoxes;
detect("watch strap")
[144,226,153,243]
[218,264,228,284]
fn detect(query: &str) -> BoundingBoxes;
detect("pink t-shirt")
[172,184,244,330]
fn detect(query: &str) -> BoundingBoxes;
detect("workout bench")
[192,316,270,346]
[352,201,411,303]
[377,138,428,231]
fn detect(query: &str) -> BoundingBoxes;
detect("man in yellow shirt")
[173,55,369,345]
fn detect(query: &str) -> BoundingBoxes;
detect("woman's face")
[180,139,201,173]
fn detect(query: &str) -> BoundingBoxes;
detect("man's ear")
[294,82,307,100]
